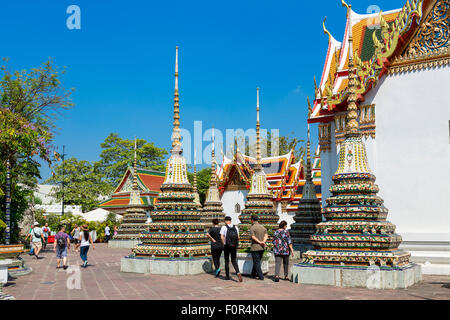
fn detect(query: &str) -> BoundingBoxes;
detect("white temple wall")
[220,189,248,225]
[362,66,450,244]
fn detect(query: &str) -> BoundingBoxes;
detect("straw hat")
[34,221,39,226]
[81,224,89,231]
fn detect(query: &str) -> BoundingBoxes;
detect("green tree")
[188,167,211,205]
[45,157,112,212]
[266,133,306,163]
[0,59,73,244]
[97,133,167,186]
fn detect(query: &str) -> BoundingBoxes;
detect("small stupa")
[292,4,421,288]
[112,137,148,245]
[127,47,210,269]
[201,127,225,226]
[238,88,279,249]
[290,101,322,253]
[192,150,202,208]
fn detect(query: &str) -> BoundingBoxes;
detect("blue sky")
[0,0,406,180]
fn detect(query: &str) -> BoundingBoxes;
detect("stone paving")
[3,243,450,300]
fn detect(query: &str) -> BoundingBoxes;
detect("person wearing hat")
[78,224,95,268]
[31,221,44,259]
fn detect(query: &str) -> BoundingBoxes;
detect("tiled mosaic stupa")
[192,151,202,208]
[238,88,279,249]
[113,138,148,241]
[131,47,210,259]
[293,4,421,288]
[290,104,322,253]
[201,128,225,226]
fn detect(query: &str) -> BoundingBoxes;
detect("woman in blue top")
[272,220,294,282]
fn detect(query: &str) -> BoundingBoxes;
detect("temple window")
[235,203,241,213]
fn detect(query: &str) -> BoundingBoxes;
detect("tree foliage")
[187,167,211,205]
[44,157,112,212]
[98,133,167,186]
[0,58,73,242]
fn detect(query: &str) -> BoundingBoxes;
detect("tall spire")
[193,150,198,191]
[129,136,141,205]
[210,127,217,185]
[255,87,262,170]
[133,136,138,191]
[305,98,313,184]
[171,46,182,153]
[343,3,360,136]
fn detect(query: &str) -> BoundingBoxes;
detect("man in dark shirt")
[250,215,268,280]
[54,225,70,270]
[206,218,224,277]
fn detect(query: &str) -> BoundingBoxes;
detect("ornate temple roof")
[310,0,442,123]
[217,142,322,208]
[99,167,165,212]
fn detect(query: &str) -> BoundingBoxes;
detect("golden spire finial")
[307,96,312,118]
[306,119,312,183]
[314,76,318,97]
[193,149,198,189]
[133,136,138,191]
[323,17,333,43]
[210,126,217,185]
[344,8,360,136]
[255,87,262,169]
[171,46,182,153]
[341,0,351,15]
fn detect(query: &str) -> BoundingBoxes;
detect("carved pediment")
[390,0,450,74]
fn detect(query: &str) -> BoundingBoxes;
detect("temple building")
[122,47,210,275]
[292,4,421,288]
[290,107,323,253]
[109,138,149,248]
[99,167,164,216]
[217,131,322,229]
[308,0,450,275]
[201,128,226,226]
[238,88,279,249]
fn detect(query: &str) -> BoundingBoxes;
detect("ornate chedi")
[132,47,209,259]
[192,151,201,208]
[238,88,279,249]
[295,5,420,287]
[201,128,225,226]
[290,100,322,253]
[113,137,148,241]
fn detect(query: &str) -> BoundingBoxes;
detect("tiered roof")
[310,0,437,123]
[99,168,164,213]
[113,138,148,240]
[217,146,322,210]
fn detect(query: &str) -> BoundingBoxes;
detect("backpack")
[57,235,66,248]
[225,225,239,247]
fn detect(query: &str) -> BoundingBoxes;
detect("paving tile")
[3,243,450,300]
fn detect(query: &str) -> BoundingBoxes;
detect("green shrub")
[0,219,6,234]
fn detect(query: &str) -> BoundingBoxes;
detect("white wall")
[221,189,248,225]
[362,66,450,242]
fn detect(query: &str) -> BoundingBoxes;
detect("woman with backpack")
[220,216,243,282]
[272,220,294,282]
[79,224,95,268]
[54,225,70,270]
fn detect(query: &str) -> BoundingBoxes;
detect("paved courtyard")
[3,243,450,300]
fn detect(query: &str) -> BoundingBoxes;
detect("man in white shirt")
[104,225,111,243]
[220,216,242,282]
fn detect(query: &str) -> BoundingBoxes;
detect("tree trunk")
[5,158,11,245]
